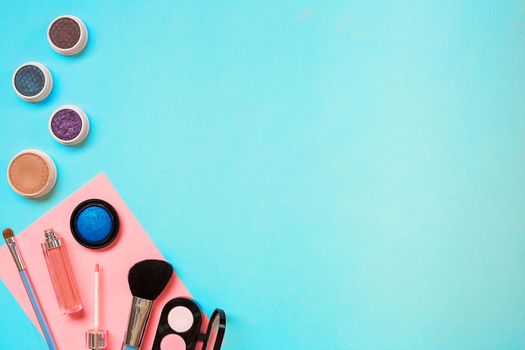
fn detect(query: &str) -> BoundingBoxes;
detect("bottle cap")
[86,329,107,349]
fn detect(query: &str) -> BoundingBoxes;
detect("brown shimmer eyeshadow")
[49,17,81,49]
[9,153,50,195]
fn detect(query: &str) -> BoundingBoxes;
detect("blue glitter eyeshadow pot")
[12,62,53,102]
[70,199,120,249]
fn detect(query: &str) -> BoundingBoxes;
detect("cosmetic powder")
[168,306,194,333]
[160,334,185,349]
[12,62,53,102]
[49,105,90,145]
[48,15,88,55]
[7,150,57,198]
[71,199,120,249]
[77,206,112,242]
[152,298,227,350]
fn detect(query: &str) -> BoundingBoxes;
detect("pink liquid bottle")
[42,228,83,314]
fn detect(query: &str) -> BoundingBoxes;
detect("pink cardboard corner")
[0,173,197,349]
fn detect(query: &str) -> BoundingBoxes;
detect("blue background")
[1,1,524,349]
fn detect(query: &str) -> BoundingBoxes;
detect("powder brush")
[122,259,173,350]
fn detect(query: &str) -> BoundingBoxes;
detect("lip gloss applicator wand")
[3,228,57,350]
[86,264,107,349]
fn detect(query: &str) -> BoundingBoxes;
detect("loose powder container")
[12,62,53,102]
[70,199,120,249]
[7,150,57,198]
[48,15,88,55]
[152,298,227,350]
[49,105,90,145]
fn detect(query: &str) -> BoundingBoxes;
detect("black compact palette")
[70,198,120,249]
[152,298,226,350]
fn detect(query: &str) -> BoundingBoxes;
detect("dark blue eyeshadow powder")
[75,205,113,243]
[14,65,45,97]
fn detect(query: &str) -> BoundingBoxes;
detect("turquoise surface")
[1,1,525,349]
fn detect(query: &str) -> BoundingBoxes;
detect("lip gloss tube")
[42,228,83,314]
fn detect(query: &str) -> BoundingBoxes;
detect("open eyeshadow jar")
[49,105,90,145]
[70,199,120,249]
[12,62,53,102]
[48,15,88,55]
[152,298,226,350]
[7,150,57,198]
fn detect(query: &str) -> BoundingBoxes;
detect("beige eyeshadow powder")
[7,150,56,198]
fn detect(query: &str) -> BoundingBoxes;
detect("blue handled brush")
[3,228,57,350]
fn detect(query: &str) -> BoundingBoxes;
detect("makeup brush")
[3,228,57,350]
[122,259,173,350]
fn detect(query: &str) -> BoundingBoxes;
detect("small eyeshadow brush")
[121,259,173,350]
[3,228,57,350]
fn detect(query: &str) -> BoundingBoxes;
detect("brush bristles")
[2,228,14,239]
[128,259,173,300]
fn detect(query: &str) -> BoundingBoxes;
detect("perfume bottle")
[42,228,83,314]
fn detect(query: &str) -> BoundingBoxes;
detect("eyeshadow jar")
[152,298,226,350]
[70,199,120,249]
[48,15,88,55]
[12,62,53,102]
[49,105,90,145]
[7,150,57,198]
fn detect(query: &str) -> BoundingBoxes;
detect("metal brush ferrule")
[5,236,25,271]
[122,296,153,349]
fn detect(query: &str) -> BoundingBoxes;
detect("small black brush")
[122,259,173,350]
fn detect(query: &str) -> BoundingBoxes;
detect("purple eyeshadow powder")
[51,109,83,141]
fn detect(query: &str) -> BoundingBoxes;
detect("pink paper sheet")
[0,173,199,350]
